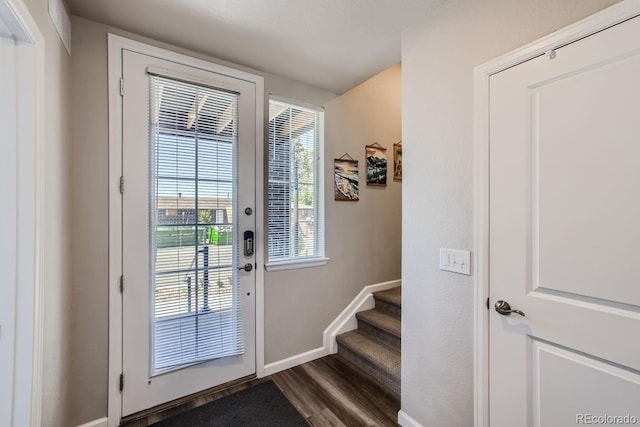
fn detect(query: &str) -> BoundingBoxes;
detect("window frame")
[265,96,328,271]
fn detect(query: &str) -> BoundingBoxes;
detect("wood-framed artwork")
[393,142,402,181]
[334,155,359,201]
[366,143,387,186]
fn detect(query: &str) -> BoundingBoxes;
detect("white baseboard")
[262,346,328,376]
[261,278,401,376]
[398,410,423,427]
[323,279,401,354]
[77,417,108,427]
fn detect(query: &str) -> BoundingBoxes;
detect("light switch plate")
[440,248,471,275]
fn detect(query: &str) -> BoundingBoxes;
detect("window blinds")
[149,74,243,373]
[268,99,324,262]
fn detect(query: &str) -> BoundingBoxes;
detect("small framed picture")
[393,143,402,181]
[334,158,359,201]
[366,144,387,186]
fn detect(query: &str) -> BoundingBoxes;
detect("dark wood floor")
[121,355,400,427]
[273,355,400,426]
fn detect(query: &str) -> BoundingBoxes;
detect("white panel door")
[121,50,256,416]
[489,15,640,427]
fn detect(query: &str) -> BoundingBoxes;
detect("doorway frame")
[0,0,45,426]
[107,34,265,427]
[472,1,640,426]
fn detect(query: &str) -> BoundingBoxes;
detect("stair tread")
[356,309,401,338]
[336,330,400,380]
[373,287,401,307]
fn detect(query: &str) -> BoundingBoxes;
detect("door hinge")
[119,373,124,392]
[119,176,124,194]
[120,78,124,96]
[119,275,124,293]
[486,297,490,310]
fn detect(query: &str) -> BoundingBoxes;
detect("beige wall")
[400,0,620,425]
[20,0,73,426]
[265,63,402,363]
[69,15,401,425]
[68,15,110,427]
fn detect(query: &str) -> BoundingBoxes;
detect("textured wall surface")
[400,0,621,425]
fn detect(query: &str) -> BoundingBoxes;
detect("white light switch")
[440,248,471,275]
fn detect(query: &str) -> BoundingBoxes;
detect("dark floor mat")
[150,380,308,427]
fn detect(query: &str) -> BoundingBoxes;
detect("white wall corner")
[47,0,71,54]
[398,410,423,427]
[323,279,401,354]
[77,417,109,427]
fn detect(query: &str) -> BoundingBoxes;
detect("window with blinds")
[149,74,244,373]
[268,98,324,263]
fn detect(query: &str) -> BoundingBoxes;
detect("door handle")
[494,300,525,317]
[238,263,253,272]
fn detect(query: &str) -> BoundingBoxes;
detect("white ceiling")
[66,0,444,94]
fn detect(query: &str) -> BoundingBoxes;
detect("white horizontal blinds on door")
[149,74,243,373]
[268,100,323,261]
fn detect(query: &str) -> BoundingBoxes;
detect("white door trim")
[0,1,45,426]
[472,1,640,426]
[107,34,265,427]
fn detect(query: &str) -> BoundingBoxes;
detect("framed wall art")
[393,141,402,181]
[334,154,359,201]
[366,143,387,186]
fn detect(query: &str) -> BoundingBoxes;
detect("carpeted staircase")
[335,287,401,399]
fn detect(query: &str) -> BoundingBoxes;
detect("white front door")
[121,50,257,416]
[489,15,640,427]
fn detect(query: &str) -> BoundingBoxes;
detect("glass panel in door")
[150,76,243,372]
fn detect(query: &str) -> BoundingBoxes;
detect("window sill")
[264,257,330,272]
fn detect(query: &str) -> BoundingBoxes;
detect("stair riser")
[337,346,400,398]
[334,287,402,402]
[357,320,401,352]
[374,298,401,318]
